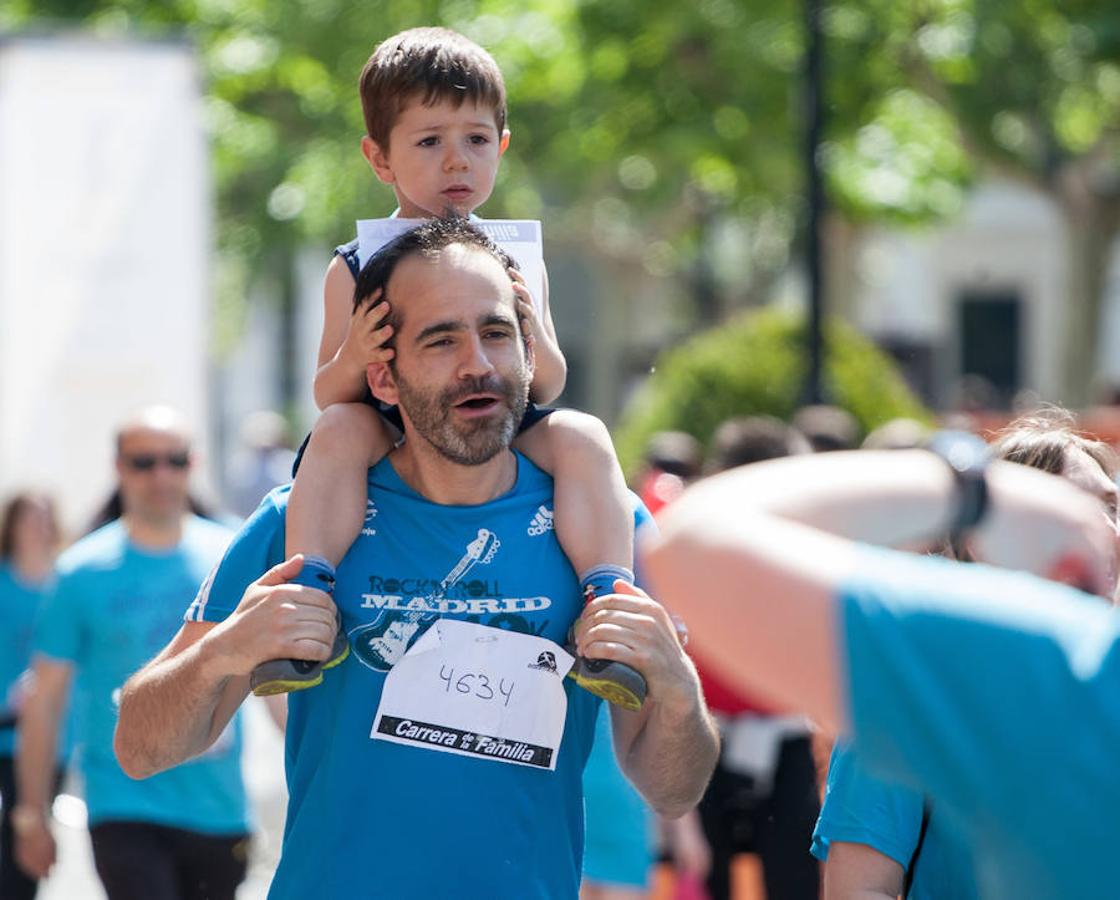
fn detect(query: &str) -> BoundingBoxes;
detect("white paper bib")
[371,618,573,770]
[356,218,545,316]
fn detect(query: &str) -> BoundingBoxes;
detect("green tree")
[614,307,930,474]
[823,0,1120,404]
[7,1,1118,405]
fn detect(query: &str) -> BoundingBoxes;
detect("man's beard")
[395,368,530,466]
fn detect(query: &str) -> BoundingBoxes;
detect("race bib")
[371,619,572,770]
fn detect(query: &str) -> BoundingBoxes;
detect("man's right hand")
[207,555,339,675]
[13,808,55,879]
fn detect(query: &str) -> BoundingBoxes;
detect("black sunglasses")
[122,452,191,472]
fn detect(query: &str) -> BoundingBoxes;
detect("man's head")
[359,28,509,218]
[358,218,533,467]
[791,404,860,453]
[706,416,811,474]
[114,406,194,526]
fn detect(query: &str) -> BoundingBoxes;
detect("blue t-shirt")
[0,564,53,757]
[35,517,248,834]
[811,740,978,899]
[581,504,656,889]
[188,453,609,900]
[582,702,653,888]
[839,547,1120,900]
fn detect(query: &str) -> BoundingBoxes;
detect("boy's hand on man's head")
[509,269,544,342]
[340,286,395,373]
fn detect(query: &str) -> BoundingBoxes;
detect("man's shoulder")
[814,740,924,864]
[186,514,236,540]
[56,521,128,578]
[241,484,292,522]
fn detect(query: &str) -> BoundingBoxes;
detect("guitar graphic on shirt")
[351,528,501,672]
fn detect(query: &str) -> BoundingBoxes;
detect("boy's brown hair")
[359,27,507,151]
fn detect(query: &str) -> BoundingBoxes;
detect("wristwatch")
[924,430,990,555]
[10,805,47,834]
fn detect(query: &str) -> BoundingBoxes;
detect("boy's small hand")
[340,287,395,372]
[509,270,542,342]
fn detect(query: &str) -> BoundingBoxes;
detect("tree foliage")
[5,1,1118,397]
[614,307,931,474]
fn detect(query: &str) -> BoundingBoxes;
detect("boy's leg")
[514,410,645,709]
[252,403,392,696]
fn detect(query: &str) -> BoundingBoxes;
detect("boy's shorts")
[291,401,554,477]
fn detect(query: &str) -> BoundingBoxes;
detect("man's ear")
[498,129,511,157]
[361,135,395,186]
[522,327,536,380]
[367,361,399,407]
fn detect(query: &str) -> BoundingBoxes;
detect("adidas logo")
[527,505,554,537]
[362,499,378,537]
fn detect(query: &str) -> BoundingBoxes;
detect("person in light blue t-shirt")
[0,492,65,900]
[643,443,1120,900]
[811,741,977,900]
[114,219,718,900]
[581,505,658,898]
[15,408,250,900]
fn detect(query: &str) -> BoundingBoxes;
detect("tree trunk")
[1056,164,1120,407]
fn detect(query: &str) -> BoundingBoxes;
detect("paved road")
[38,696,288,899]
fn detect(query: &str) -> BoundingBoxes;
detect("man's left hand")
[574,581,698,716]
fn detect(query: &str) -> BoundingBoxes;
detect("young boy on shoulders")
[254,27,642,708]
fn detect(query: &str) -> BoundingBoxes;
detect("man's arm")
[115,555,336,778]
[823,842,904,900]
[640,450,1114,734]
[576,582,719,818]
[14,656,72,878]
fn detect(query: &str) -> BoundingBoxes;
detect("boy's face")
[363,97,510,219]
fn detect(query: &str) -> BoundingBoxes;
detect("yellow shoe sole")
[569,671,644,711]
[251,670,324,697]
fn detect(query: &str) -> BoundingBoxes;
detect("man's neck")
[388,443,518,506]
[122,512,187,551]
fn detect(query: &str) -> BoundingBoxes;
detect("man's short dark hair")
[354,217,519,352]
[706,416,809,473]
[359,27,507,150]
[642,431,703,480]
[791,404,860,453]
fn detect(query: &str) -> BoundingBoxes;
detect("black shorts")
[292,401,555,476]
[89,821,249,900]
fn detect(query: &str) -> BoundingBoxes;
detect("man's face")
[363,98,509,219]
[116,426,192,523]
[371,243,532,466]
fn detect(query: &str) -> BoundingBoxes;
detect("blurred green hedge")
[614,307,932,475]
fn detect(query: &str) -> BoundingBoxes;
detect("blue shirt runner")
[36,517,247,834]
[188,454,629,900]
